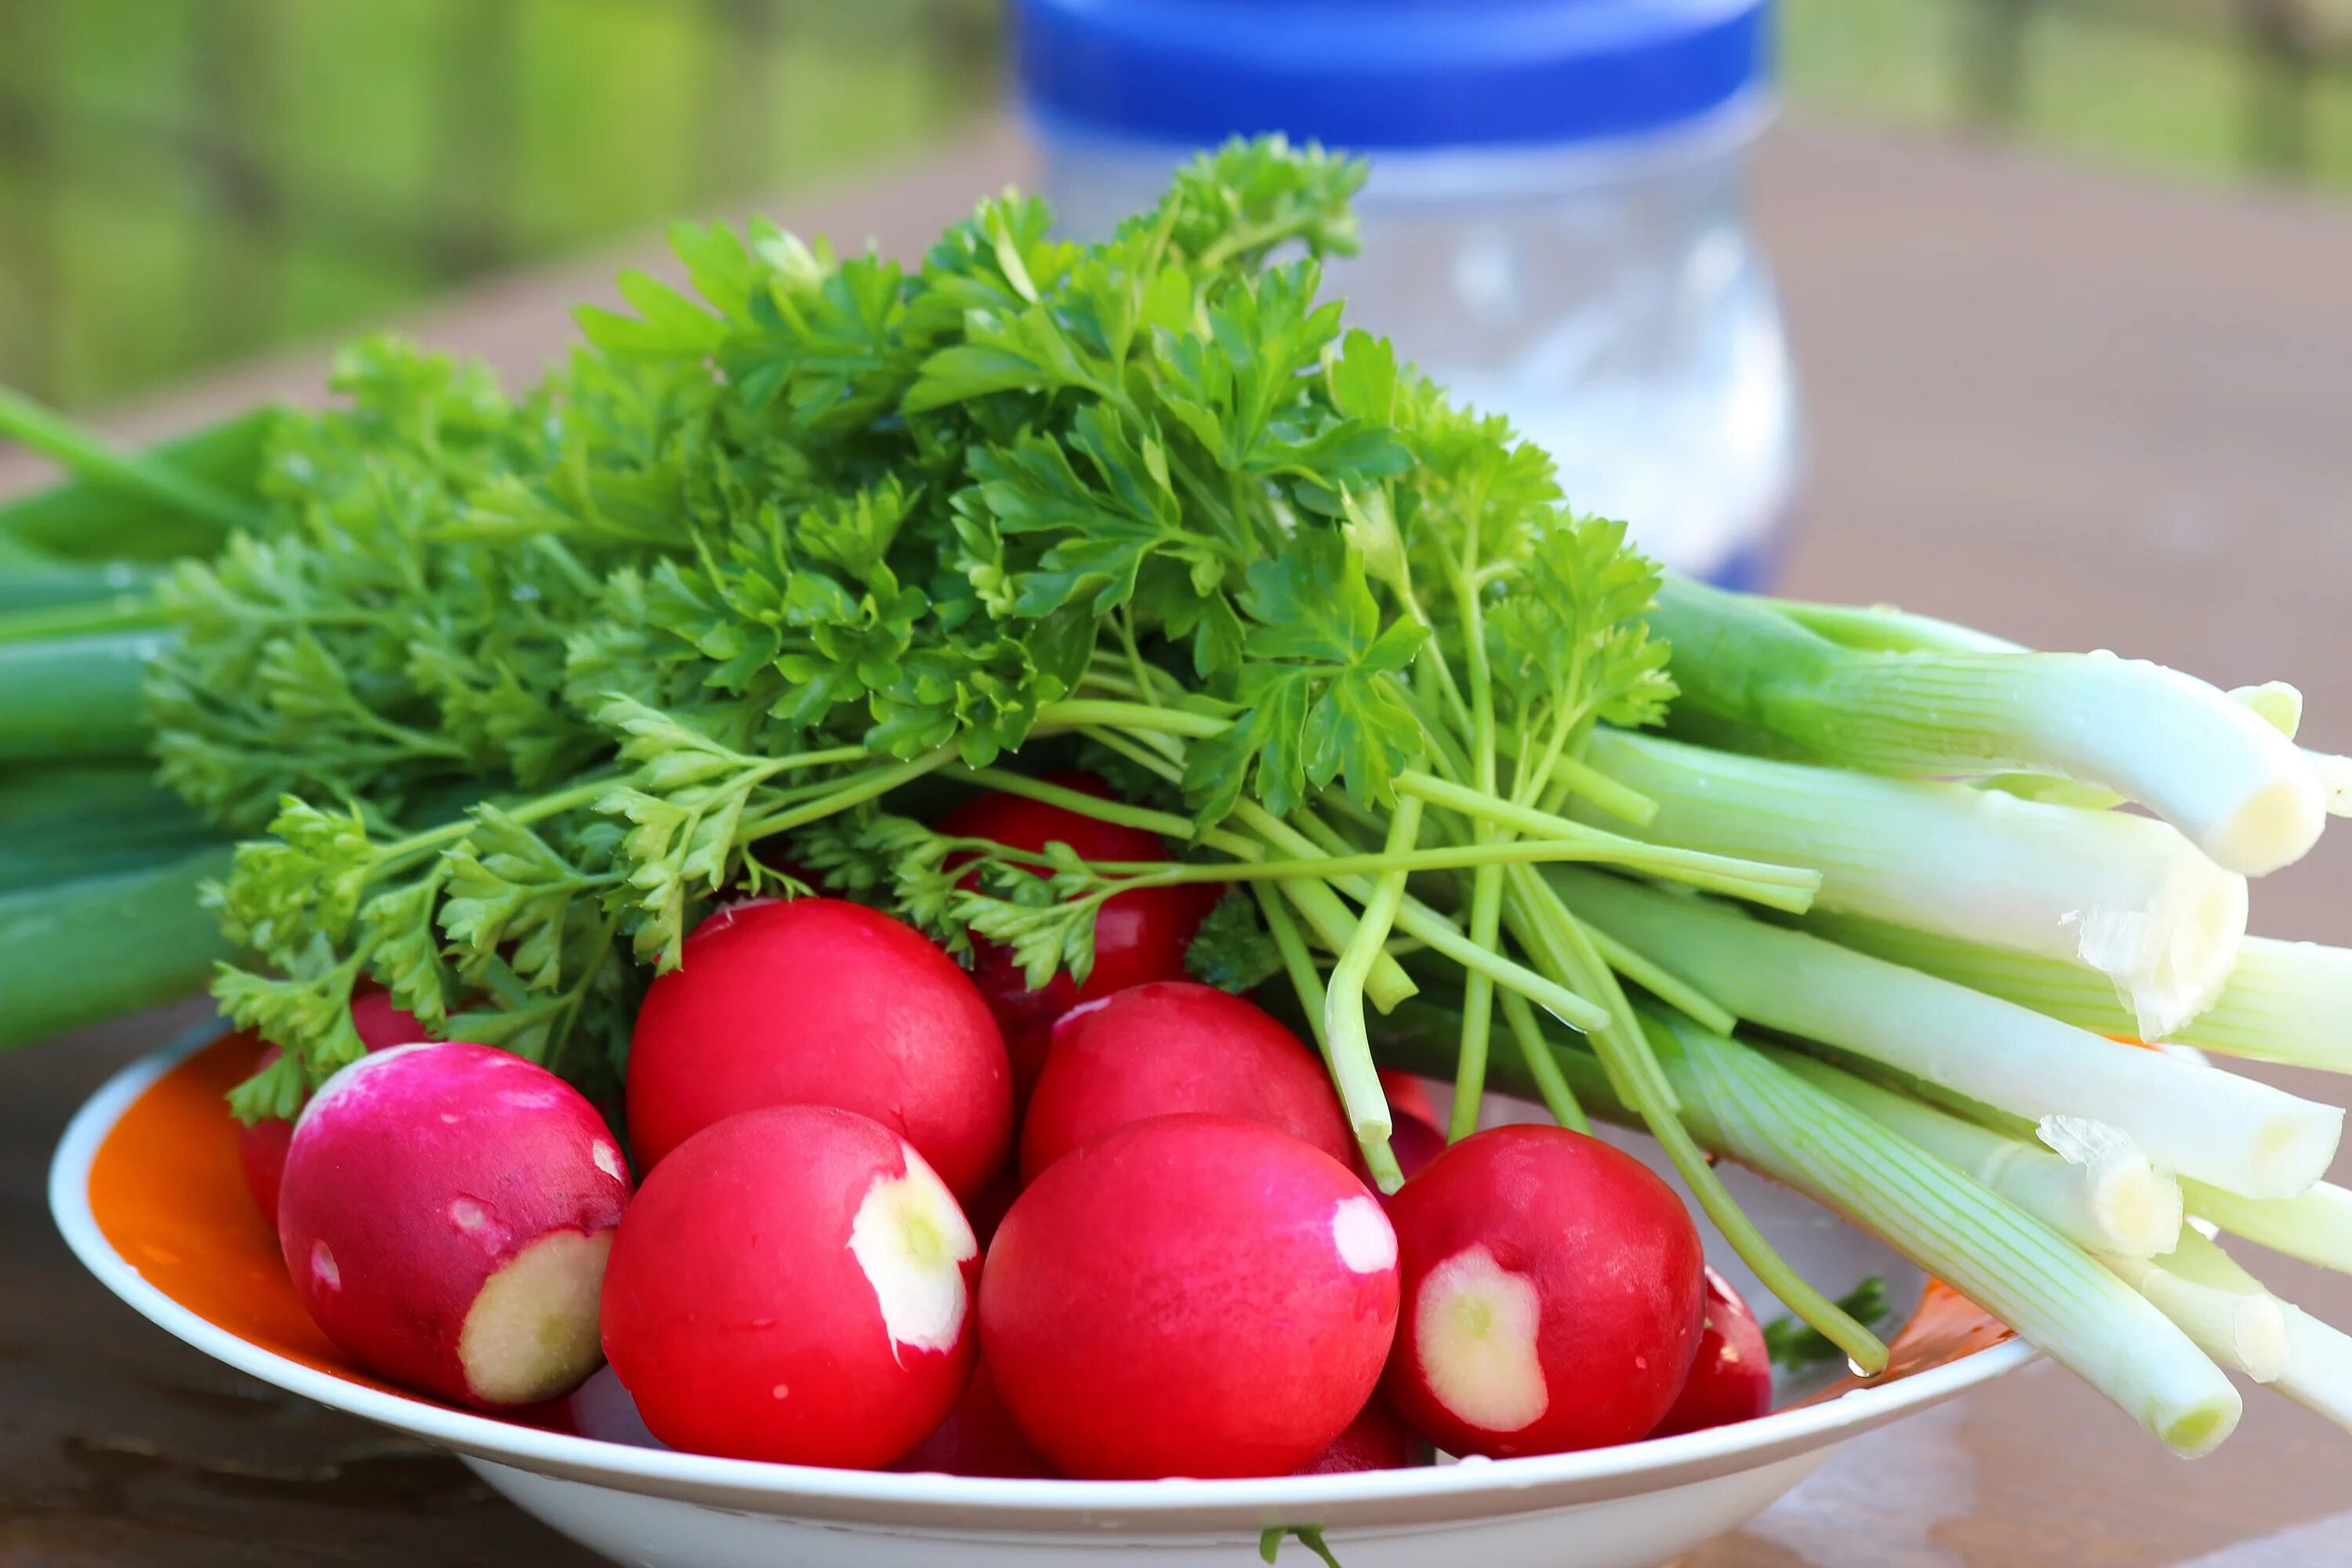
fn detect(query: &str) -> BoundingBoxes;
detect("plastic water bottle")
[1013,0,1800,588]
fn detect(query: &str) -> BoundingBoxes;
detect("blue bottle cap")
[1014,0,1772,151]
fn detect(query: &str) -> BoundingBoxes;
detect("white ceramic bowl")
[52,1029,2030,1568]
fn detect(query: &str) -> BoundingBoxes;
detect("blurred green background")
[3,0,2348,411]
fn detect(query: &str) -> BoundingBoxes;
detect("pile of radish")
[245,781,1781,1478]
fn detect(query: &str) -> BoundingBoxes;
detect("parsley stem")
[949,764,1229,848]
[1073,725,1186,786]
[1254,881,1330,1057]
[367,775,616,875]
[737,748,956,840]
[1034,699,1227,739]
[1228,801,1417,1010]
[1506,863,1889,1370]
[1394,770,1820,913]
[1076,837,1660,886]
[1490,730,1658,825]
[1498,988,1588,1133]
[1324,795,1419,1190]
[1443,534,1504,1143]
[1389,897,1609,1034]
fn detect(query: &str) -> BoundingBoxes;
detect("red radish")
[1382,1125,1704,1458]
[1388,1109,1446,1185]
[889,1360,1054,1479]
[235,1040,303,1229]
[1019,982,1352,1182]
[1649,1268,1773,1438]
[601,1104,979,1468]
[236,989,437,1226]
[1380,1069,1439,1128]
[278,1042,630,1408]
[1297,1396,1414,1474]
[626,898,1011,1200]
[982,1114,1399,1479]
[936,777,1219,1093]
[350,988,432,1052]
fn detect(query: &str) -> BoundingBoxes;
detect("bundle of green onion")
[5,138,2350,1459]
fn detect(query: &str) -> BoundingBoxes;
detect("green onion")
[0,847,237,1051]
[1658,1016,2242,1457]
[0,765,220,895]
[1581,727,2247,1039]
[2278,1307,2352,1435]
[0,630,168,763]
[2183,1178,2352,1276]
[1813,916,2352,1077]
[2100,1229,2288,1381]
[1648,576,2325,876]
[1550,866,2343,1198]
[1773,1050,2183,1257]
[1755,595,2023,655]
[0,390,266,542]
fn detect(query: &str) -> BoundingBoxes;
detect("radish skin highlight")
[1649,1268,1773,1438]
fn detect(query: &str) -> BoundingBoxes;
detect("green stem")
[1075,836,1664,887]
[1229,800,1417,1011]
[1501,986,1589,1134]
[0,846,239,1051]
[950,764,1253,854]
[1387,896,1609,1033]
[1509,864,1878,1366]
[0,387,263,535]
[1584,924,1738,1037]
[1074,725,1189,787]
[1325,796,1421,1190]
[1443,543,1507,1142]
[1511,744,1659,826]
[0,591,165,645]
[0,630,165,762]
[1035,698,1227,739]
[1254,880,1331,1059]
[737,749,958,840]
[1395,769,1821,911]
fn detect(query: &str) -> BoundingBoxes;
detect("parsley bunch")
[5,138,1872,1365]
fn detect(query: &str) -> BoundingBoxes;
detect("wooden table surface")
[6,116,2352,1566]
